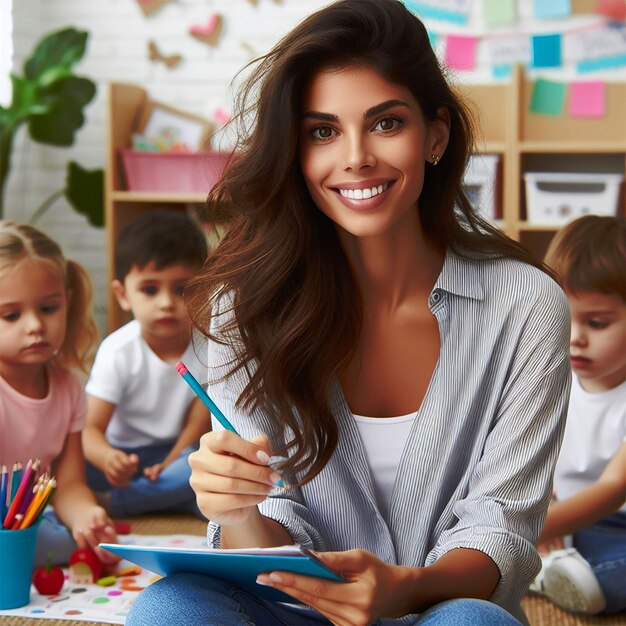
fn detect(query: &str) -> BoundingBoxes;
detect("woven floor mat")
[522,595,626,626]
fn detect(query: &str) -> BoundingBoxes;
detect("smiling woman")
[126,2,572,625]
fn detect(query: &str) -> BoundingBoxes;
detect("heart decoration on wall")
[135,0,172,17]
[213,107,231,127]
[148,40,183,68]
[189,14,224,47]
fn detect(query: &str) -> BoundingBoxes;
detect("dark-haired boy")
[83,210,209,517]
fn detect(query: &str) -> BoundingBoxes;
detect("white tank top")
[353,412,416,520]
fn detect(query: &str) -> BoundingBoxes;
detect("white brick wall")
[5,0,329,332]
[5,1,626,332]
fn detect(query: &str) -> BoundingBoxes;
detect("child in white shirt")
[83,210,210,517]
[533,215,626,615]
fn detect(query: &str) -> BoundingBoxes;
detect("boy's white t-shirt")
[85,319,207,448]
[553,375,626,510]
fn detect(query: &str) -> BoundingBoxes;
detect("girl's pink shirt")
[0,364,86,471]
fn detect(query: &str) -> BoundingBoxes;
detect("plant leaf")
[24,28,88,80]
[27,76,96,146]
[5,75,50,125]
[65,161,104,227]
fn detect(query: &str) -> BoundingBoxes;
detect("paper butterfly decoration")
[136,0,172,17]
[189,14,224,47]
[148,40,182,69]
[241,41,257,60]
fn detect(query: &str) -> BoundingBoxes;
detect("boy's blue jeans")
[574,511,626,614]
[86,443,200,518]
[126,573,523,626]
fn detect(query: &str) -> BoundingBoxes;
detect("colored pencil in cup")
[22,478,56,529]
[3,459,35,529]
[20,483,46,529]
[0,465,8,525]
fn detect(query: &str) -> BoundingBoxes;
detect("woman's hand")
[71,505,120,565]
[188,431,282,526]
[256,549,417,626]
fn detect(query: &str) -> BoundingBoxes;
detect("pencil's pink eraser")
[175,361,188,375]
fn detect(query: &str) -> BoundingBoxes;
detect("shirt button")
[429,290,442,307]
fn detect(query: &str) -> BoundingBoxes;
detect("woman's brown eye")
[316,126,332,139]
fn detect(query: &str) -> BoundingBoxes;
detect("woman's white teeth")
[339,183,387,200]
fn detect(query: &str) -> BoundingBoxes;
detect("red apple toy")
[68,547,103,584]
[33,560,64,595]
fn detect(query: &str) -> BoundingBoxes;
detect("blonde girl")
[0,220,118,567]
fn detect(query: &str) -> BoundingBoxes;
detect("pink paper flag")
[445,35,477,71]
[568,81,606,118]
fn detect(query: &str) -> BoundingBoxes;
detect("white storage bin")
[462,154,500,220]
[524,172,623,225]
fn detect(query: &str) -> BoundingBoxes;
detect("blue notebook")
[99,543,344,603]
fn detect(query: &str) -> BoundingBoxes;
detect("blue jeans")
[126,573,523,626]
[573,512,626,614]
[86,443,200,518]
[33,508,77,568]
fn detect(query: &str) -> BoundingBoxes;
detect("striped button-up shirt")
[206,249,571,624]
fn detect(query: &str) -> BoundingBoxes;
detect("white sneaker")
[540,549,606,614]
[529,548,574,594]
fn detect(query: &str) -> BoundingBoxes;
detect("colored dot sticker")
[65,610,83,615]
[30,609,46,614]
[93,597,110,604]
[108,590,123,596]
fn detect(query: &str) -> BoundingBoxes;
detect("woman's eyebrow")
[302,99,410,122]
[364,99,410,118]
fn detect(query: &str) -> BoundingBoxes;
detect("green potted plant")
[0,26,103,225]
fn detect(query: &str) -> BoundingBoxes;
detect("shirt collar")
[432,248,486,301]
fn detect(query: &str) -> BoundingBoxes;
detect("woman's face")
[299,65,448,239]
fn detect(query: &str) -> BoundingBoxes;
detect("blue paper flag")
[403,1,468,25]
[531,33,562,68]
[533,0,571,19]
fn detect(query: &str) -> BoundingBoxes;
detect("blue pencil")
[0,465,8,525]
[9,462,21,501]
[175,361,285,487]
[175,361,237,433]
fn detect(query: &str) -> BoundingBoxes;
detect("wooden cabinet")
[106,72,625,330]
[459,66,626,260]
[105,83,210,332]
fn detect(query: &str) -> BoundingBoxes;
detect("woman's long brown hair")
[186,0,549,483]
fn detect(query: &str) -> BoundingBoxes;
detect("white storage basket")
[524,172,623,225]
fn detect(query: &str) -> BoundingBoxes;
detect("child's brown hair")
[544,215,625,301]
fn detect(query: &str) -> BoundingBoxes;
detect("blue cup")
[0,520,41,609]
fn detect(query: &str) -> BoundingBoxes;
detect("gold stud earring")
[431,153,440,165]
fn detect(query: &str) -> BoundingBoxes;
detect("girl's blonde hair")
[0,220,98,373]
